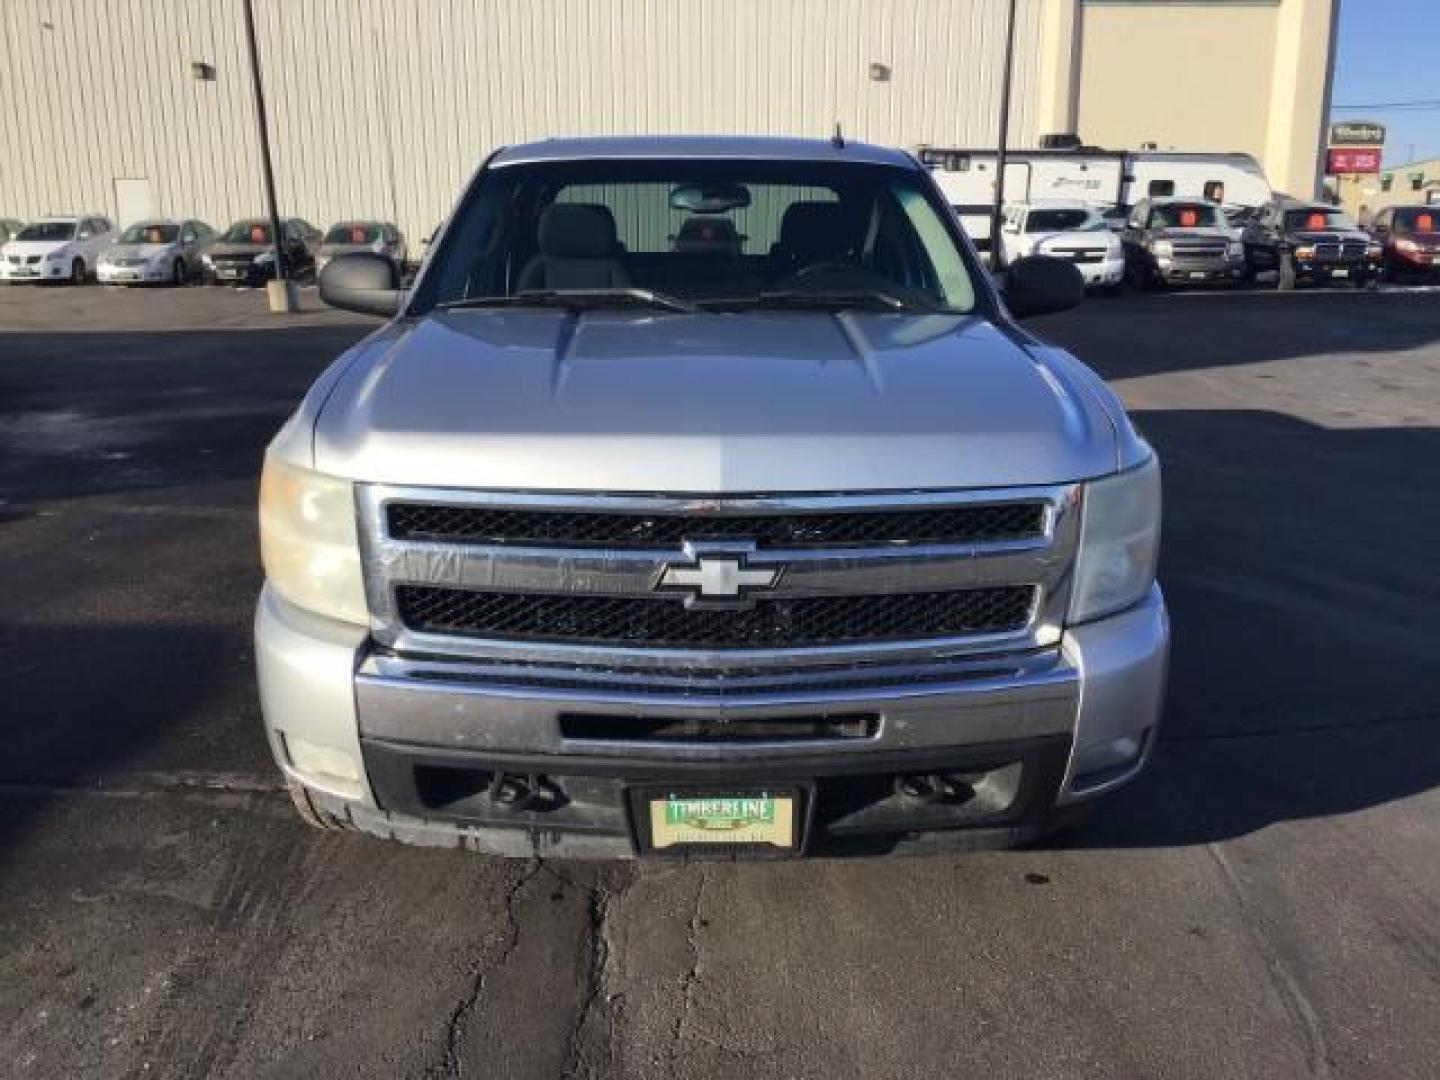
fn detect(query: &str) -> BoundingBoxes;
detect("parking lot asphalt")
[2,282,1438,1079]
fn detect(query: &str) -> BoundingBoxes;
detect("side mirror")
[1002,255,1085,319]
[319,253,403,318]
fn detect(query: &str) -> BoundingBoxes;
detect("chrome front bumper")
[255,584,1168,856]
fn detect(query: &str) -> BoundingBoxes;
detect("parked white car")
[0,213,115,284]
[1000,201,1125,289]
[97,218,217,286]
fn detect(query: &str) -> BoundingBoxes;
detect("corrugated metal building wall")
[0,0,1045,242]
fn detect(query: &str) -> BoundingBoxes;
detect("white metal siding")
[0,0,1045,243]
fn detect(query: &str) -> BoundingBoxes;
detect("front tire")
[286,780,352,831]
[70,258,86,286]
[172,258,186,286]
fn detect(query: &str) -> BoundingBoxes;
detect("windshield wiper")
[716,289,928,312]
[437,288,697,313]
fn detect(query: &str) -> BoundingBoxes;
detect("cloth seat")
[517,204,631,290]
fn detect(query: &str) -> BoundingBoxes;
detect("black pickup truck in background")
[1240,198,1381,290]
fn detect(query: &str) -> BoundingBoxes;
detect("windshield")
[222,221,271,244]
[1148,203,1225,229]
[412,159,982,315]
[1284,208,1356,233]
[17,222,76,242]
[325,223,382,244]
[1025,208,1096,233]
[120,222,178,244]
[1393,209,1438,235]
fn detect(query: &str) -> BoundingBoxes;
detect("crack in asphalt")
[428,858,543,1079]
[558,875,617,1080]
[1207,843,1334,1080]
[667,867,710,1070]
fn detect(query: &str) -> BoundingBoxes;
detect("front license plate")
[648,792,797,850]
[1190,271,1207,280]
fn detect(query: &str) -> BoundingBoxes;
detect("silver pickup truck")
[256,137,1168,858]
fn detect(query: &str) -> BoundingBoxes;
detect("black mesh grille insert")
[386,502,1046,549]
[395,586,1036,649]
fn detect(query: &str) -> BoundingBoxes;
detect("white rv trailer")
[920,147,1273,251]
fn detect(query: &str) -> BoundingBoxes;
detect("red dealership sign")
[1326,148,1381,174]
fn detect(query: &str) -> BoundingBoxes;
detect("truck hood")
[1157,227,1232,240]
[312,309,1124,492]
[1032,229,1118,252]
[1288,229,1370,244]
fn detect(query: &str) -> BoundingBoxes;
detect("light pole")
[240,0,296,311]
[988,0,1019,271]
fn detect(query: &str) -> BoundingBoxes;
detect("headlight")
[1396,238,1420,254]
[1070,456,1161,624]
[258,456,368,625]
[202,253,215,267]
[255,251,275,266]
[1151,240,1172,257]
[1292,245,1316,260]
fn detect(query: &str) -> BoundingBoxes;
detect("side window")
[78,219,95,239]
[181,223,198,243]
[1128,201,1148,229]
[1148,180,1175,198]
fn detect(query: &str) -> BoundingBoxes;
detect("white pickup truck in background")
[998,200,1126,289]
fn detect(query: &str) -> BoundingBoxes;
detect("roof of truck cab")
[490,136,916,168]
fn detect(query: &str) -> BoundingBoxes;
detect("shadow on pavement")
[1064,407,1440,850]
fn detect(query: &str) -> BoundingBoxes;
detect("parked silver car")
[97,218,216,286]
[316,220,406,275]
[258,137,1168,859]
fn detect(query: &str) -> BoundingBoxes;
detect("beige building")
[0,0,1336,243]
[1334,159,1440,220]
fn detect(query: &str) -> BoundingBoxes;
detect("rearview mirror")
[319,252,403,318]
[1002,255,1084,319]
[669,182,752,213]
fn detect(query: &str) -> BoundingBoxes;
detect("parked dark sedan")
[204,217,321,285]
[1367,206,1440,283]
[1240,199,1381,290]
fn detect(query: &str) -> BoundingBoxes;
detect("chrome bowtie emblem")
[657,550,780,608]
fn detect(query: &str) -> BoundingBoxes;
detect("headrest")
[250,225,267,243]
[350,226,367,244]
[1417,213,1434,232]
[145,227,164,243]
[779,202,856,261]
[1305,212,1327,230]
[538,204,618,258]
[1179,208,1199,228]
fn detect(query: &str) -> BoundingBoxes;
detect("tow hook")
[490,772,564,812]
[894,773,973,804]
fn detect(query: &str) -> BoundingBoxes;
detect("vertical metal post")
[989,0,1020,270]
[241,0,286,280]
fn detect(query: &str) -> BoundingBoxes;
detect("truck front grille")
[360,485,1079,665]
[386,501,1045,549]
[396,585,1036,649]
